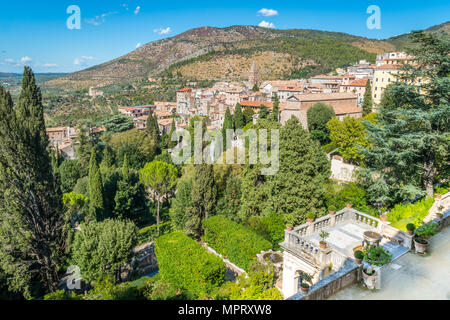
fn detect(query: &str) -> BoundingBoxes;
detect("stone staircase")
[423,192,450,223]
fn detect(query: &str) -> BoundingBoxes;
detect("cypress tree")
[88,148,104,221]
[270,93,280,122]
[243,106,255,125]
[362,80,373,116]
[222,107,233,151]
[146,110,161,147]
[233,103,244,130]
[0,67,65,297]
[187,164,217,238]
[168,118,176,148]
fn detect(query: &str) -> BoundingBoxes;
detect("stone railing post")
[330,214,336,227]
[306,221,315,236]
[317,246,332,269]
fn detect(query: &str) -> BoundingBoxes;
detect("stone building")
[280,93,361,129]
[248,61,259,88]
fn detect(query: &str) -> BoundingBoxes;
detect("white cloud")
[74,56,95,66]
[4,58,15,64]
[20,56,32,64]
[134,6,140,15]
[85,11,118,26]
[154,27,172,35]
[258,8,278,17]
[136,43,142,48]
[43,63,57,67]
[121,3,129,11]
[258,21,275,29]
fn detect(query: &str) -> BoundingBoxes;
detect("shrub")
[328,205,337,212]
[354,250,364,260]
[203,215,272,270]
[363,245,392,266]
[406,223,415,232]
[387,197,435,231]
[154,232,226,298]
[415,222,438,239]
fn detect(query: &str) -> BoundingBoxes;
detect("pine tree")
[222,107,233,151]
[188,164,217,238]
[361,32,450,205]
[88,148,105,221]
[362,80,373,116]
[0,67,65,297]
[233,103,244,130]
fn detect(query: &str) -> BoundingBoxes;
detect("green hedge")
[138,221,172,245]
[154,232,225,298]
[203,215,272,270]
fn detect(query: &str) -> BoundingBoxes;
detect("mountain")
[43,22,449,91]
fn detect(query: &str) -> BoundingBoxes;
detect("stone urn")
[414,237,429,254]
[362,268,377,290]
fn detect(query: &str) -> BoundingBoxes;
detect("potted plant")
[319,231,329,249]
[414,222,438,254]
[299,272,312,295]
[354,250,364,265]
[362,245,392,290]
[286,224,293,231]
[346,203,353,208]
[328,205,337,216]
[306,212,315,223]
[406,223,415,236]
[380,213,388,222]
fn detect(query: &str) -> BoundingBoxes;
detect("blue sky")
[0,0,448,73]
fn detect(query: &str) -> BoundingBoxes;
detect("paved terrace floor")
[307,220,408,260]
[328,225,450,300]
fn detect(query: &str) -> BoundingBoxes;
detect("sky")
[0,0,448,73]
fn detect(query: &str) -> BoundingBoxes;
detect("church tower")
[248,61,259,88]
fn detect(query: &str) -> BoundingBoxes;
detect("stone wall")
[330,155,359,183]
[287,259,359,300]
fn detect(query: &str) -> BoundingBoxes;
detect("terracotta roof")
[289,92,357,102]
[177,88,192,92]
[46,127,67,132]
[333,104,363,115]
[375,64,402,70]
[278,85,304,92]
[346,79,368,87]
[158,119,173,126]
[240,100,274,109]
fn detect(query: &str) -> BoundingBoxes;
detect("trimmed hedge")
[138,221,172,245]
[154,232,225,298]
[203,215,272,270]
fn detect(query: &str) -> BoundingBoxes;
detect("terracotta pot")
[407,230,414,236]
[286,225,293,231]
[380,215,388,222]
[300,285,310,295]
[320,241,327,249]
[355,258,363,265]
[329,211,335,216]
[436,194,442,199]
[346,203,353,208]
[307,218,314,223]
[436,213,443,219]
[362,269,378,290]
[414,238,429,254]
